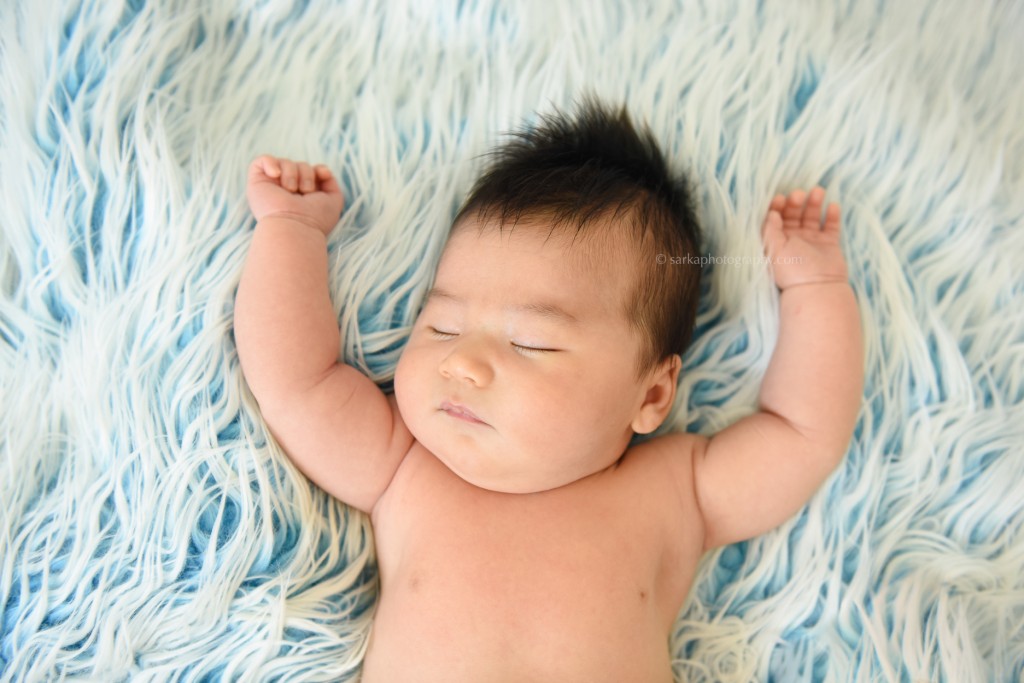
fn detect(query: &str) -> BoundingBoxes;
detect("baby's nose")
[439,337,495,386]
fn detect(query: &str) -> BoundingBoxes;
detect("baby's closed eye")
[428,326,558,355]
[510,342,558,356]
[429,327,458,339]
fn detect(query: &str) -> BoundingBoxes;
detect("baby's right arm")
[234,156,412,514]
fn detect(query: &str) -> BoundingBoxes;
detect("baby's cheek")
[514,383,567,439]
[393,348,420,411]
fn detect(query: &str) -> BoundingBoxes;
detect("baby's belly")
[361,574,674,682]
[361,445,692,682]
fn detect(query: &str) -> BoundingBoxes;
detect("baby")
[234,100,863,682]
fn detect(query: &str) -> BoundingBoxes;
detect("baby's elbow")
[790,429,851,484]
[813,435,852,479]
[795,416,855,465]
[827,414,859,466]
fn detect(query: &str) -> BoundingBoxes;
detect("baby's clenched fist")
[246,155,344,236]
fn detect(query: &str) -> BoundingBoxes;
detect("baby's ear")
[631,354,681,434]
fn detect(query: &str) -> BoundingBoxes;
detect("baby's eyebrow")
[425,286,579,324]
[514,300,580,325]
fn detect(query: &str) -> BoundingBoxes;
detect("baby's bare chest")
[363,446,699,681]
[375,445,675,607]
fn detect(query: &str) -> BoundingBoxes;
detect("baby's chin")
[425,439,596,495]
[450,469,575,496]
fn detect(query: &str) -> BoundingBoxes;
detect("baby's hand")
[246,155,344,236]
[762,188,848,290]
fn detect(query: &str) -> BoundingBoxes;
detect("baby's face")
[394,217,653,494]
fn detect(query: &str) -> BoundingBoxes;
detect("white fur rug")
[2,0,1023,680]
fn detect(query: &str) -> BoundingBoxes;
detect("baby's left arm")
[690,188,863,550]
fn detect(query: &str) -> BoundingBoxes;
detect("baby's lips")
[440,400,487,425]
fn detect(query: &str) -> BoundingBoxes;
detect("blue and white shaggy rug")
[2,1,1023,680]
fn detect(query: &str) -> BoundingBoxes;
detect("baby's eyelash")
[429,327,457,339]
[511,343,556,356]
[427,328,554,355]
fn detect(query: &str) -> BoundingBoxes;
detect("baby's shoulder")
[616,431,707,499]
[621,431,705,467]
[610,432,708,554]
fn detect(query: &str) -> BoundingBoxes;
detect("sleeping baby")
[234,99,863,681]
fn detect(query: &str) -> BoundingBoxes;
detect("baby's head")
[395,99,702,493]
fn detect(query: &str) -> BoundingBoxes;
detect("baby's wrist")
[257,212,332,237]
[778,278,851,294]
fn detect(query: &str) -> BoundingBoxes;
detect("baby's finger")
[781,190,807,232]
[297,162,315,194]
[823,203,842,234]
[279,159,299,192]
[762,209,785,256]
[250,155,282,180]
[802,187,825,229]
[313,165,341,195]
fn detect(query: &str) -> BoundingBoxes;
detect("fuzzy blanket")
[2,0,1023,681]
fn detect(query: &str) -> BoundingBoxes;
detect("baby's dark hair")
[451,97,703,378]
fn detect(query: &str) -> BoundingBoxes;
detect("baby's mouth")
[440,400,487,425]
